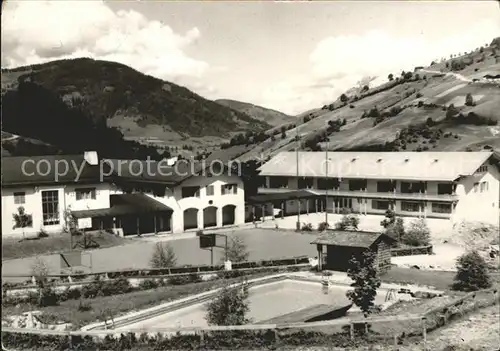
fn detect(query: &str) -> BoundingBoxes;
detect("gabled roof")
[311,230,396,248]
[2,155,112,187]
[258,151,495,181]
[72,194,172,218]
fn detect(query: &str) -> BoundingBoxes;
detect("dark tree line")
[2,81,169,160]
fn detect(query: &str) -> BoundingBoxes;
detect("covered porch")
[72,194,174,236]
[246,190,324,222]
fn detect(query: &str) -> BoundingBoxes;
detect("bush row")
[3,256,310,290]
[1,329,382,350]
[2,266,306,308]
[390,246,433,257]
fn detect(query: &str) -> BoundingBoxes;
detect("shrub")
[224,236,250,263]
[301,223,313,231]
[402,219,431,246]
[77,298,92,312]
[139,279,159,290]
[386,218,405,243]
[281,131,286,139]
[465,93,475,106]
[205,280,251,326]
[335,214,359,231]
[37,228,49,238]
[317,222,329,231]
[168,275,192,285]
[416,92,423,98]
[452,251,491,291]
[340,94,349,102]
[150,242,177,268]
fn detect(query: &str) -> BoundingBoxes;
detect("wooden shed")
[311,230,396,273]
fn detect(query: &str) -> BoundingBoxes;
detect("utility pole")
[325,135,329,225]
[296,124,300,229]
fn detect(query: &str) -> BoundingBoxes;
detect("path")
[420,69,473,83]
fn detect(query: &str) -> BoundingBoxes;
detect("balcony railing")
[257,187,458,202]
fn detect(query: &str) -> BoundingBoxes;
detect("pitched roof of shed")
[258,151,495,181]
[311,230,396,248]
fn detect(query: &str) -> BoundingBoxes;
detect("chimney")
[84,151,98,165]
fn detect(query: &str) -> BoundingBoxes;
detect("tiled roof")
[311,230,396,248]
[258,151,495,181]
[2,155,111,187]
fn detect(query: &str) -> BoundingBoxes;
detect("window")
[221,183,238,195]
[480,181,488,192]
[401,201,420,212]
[437,183,454,195]
[473,182,479,193]
[14,192,26,205]
[432,203,452,214]
[298,177,314,189]
[269,176,288,189]
[206,185,214,196]
[349,179,367,191]
[377,181,396,193]
[476,165,488,173]
[401,182,426,194]
[317,178,339,190]
[75,187,96,200]
[182,186,200,198]
[41,190,60,225]
[372,200,391,210]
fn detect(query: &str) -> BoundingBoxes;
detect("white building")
[2,154,245,238]
[255,151,500,233]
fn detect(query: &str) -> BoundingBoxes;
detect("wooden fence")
[390,245,433,257]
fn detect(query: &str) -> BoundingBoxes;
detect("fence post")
[421,317,427,347]
[274,328,280,347]
[199,330,205,348]
[393,333,398,346]
[349,323,354,340]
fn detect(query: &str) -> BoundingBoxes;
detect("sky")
[2,1,499,115]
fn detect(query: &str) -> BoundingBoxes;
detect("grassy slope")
[1,58,270,145]
[232,42,500,161]
[216,99,296,127]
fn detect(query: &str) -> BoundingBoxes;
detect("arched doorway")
[222,205,236,226]
[203,206,217,228]
[183,208,198,230]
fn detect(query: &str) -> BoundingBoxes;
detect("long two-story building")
[2,153,245,238]
[255,151,500,230]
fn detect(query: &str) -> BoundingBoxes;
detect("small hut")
[311,230,396,273]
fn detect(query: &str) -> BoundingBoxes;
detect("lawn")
[2,231,133,261]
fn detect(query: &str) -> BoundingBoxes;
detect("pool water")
[117,279,390,330]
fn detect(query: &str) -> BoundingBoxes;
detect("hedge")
[1,329,383,350]
[390,245,433,257]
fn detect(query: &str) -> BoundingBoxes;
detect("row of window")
[14,188,97,206]
[181,184,238,198]
[268,178,456,195]
[372,200,452,213]
[473,181,489,193]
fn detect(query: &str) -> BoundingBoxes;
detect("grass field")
[2,231,133,261]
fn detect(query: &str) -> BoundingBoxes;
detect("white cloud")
[258,20,500,115]
[1,1,208,81]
